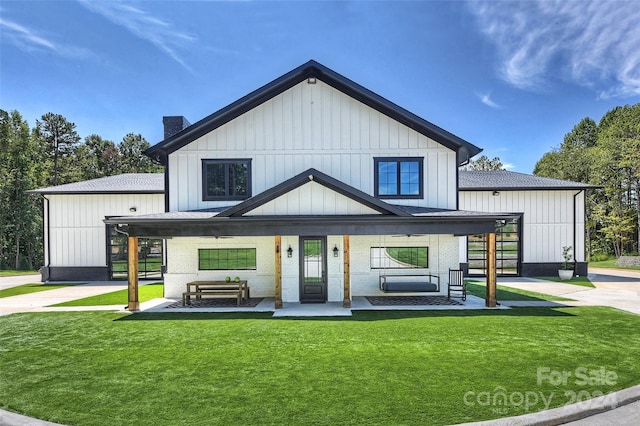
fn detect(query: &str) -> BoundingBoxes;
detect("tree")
[0,110,43,270]
[76,134,119,179]
[460,155,505,171]
[594,105,640,255]
[118,133,162,174]
[534,118,598,182]
[34,113,81,186]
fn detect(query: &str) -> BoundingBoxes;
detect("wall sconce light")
[333,245,339,257]
[492,191,500,196]
[129,207,137,212]
[307,77,317,84]
[287,245,293,258]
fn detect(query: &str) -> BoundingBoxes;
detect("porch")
[140,294,501,317]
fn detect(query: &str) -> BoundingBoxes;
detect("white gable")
[243,181,381,216]
[168,79,458,212]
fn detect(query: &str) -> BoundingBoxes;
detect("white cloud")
[469,0,640,98]
[0,15,91,58]
[476,92,501,109]
[78,0,196,72]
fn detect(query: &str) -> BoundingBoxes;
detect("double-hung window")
[202,159,251,201]
[374,157,423,199]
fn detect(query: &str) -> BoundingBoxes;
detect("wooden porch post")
[343,234,351,308]
[127,236,140,311]
[275,235,283,309]
[486,232,497,308]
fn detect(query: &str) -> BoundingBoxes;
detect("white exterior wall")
[44,193,164,267]
[168,80,457,212]
[163,234,459,300]
[459,190,586,263]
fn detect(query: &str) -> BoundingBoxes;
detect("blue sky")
[2,1,639,173]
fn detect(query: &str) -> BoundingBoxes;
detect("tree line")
[0,110,162,271]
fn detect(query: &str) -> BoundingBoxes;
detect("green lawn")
[0,308,638,425]
[535,276,595,288]
[50,282,164,307]
[0,282,83,299]
[466,280,572,301]
[0,270,39,277]
[589,259,640,270]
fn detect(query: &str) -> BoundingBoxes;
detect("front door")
[300,236,327,303]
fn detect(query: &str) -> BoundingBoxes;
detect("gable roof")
[27,174,164,195]
[145,60,482,165]
[217,168,410,217]
[459,171,598,191]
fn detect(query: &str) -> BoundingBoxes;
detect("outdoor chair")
[447,269,466,301]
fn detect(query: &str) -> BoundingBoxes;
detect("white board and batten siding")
[459,190,586,263]
[168,80,457,212]
[45,193,164,267]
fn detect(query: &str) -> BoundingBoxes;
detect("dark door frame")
[299,236,328,303]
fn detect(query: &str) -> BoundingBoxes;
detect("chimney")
[162,116,191,139]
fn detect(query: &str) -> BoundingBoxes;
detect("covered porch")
[106,169,510,312]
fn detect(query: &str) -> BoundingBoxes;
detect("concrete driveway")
[496,267,640,316]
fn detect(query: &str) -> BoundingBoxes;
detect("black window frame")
[374,157,424,199]
[202,158,252,201]
[198,248,257,271]
[370,246,429,269]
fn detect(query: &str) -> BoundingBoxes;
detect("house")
[29,60,594,309]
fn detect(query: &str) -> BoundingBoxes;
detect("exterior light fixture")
[307,77,317,84]
[492,191,500,196]
[333,245,339,257]
[129,207,137,212]
[287,245,293,258]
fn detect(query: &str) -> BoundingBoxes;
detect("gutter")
[42,195,51,282]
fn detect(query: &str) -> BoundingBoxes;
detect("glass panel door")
[300,237,327,303]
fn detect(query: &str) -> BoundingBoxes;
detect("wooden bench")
[379,274,440,292]
[182,280,249,306]
[182,289,242,306]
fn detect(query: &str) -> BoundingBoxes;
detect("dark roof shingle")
[28,173,164,194]
[459,171,597,191]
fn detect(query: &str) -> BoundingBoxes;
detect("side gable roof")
[217,168,410,217]
[27,174,164,195]
[459,171,599,191]
[145,60,482,165]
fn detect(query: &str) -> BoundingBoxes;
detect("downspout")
[573,190,583,269]
[42,195,51,282]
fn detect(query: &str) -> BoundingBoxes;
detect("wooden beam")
[275,235,283,309]
[127,236,140,311]
[486,232,497,308]
[343,234,351,308]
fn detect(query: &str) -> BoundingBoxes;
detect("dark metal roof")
[459,171,598,191]
[145,60,482,165]
[27,174,165,195]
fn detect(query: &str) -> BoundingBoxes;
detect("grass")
[535,276,595,288]
[0,282,83,299]
[50,282,164,307]
[589,258,640,270]
[465,280,572,302]
[0,270,39,277]
[0,308,639,425]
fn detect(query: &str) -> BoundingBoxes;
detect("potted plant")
[559,245,573,280]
